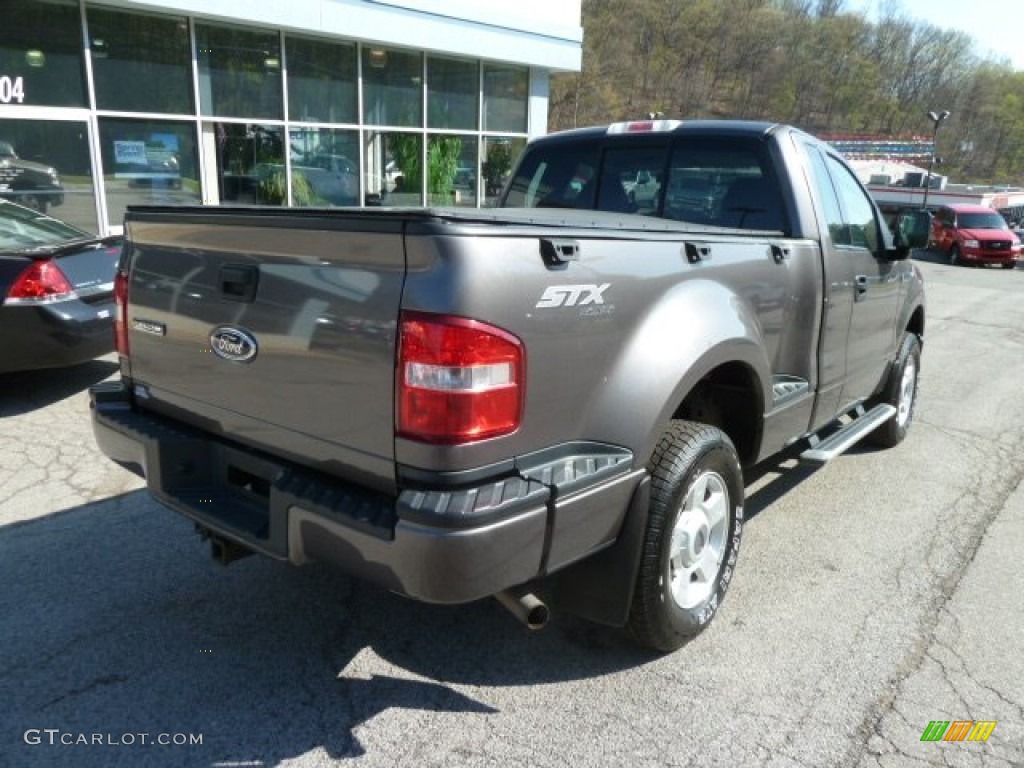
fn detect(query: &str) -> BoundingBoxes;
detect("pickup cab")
[90,120,927,651]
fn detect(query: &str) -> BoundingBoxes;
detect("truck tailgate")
[122,209,405,494]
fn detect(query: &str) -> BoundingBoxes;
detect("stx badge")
[536,283,610,309]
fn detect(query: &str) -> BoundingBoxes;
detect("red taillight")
[3,259,75,304]
[397,312,524,443]
[114,270,129,355]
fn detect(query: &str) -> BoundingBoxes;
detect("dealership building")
[0,0,583,235]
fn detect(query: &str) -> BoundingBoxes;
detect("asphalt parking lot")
[1,256,1022,768]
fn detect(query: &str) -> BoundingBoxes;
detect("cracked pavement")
[1,257,1022,767]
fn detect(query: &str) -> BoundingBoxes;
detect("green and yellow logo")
[920,720,996,742]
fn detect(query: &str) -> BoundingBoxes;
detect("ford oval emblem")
[209,326,258,363]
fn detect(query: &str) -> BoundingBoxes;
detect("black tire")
[627,421,744,652]
[1002,262,1016,270]
[949,245,960,266]
[869,332,921,448]
[12,192,44,213]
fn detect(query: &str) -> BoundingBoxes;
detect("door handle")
[771,244,789,264]
[854,274,869,301]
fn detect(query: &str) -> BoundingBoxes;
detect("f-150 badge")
[209,326,258,363]
[536,283,610,308]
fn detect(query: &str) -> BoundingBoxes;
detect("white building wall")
[109,0,583,71]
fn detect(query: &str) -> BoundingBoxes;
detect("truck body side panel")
[397,224,821,472]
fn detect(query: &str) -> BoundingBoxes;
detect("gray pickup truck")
[90,120,927,651]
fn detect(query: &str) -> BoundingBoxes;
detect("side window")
[502,141,599,209]
[805,146,847,245]
[825,153,880,252]
[806,145,881,251]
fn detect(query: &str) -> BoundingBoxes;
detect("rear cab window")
[502,128,787,233]
[502,140,601,210]
[663,142,785,231]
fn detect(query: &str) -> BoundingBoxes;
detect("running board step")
[799,403,897,464]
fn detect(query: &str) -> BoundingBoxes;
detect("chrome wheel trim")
[668,470,729,610]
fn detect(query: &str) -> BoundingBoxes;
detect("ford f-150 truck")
[90,120,928,651]
[927,203,1019,268]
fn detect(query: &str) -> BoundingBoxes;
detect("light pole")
[921,110,950,210]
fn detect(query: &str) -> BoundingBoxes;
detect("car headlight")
[964,239,979,248]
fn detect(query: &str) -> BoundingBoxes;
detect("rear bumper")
[0,298,114,373]
[90,382,643,604]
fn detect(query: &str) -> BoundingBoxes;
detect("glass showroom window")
[0,0,86,108]
[196,24,283,120]
[427,57,478,131]
[289,128,359,206]
[0,119,96,231]
[98,119,200,227]
[483,65,528,134]
[87,6,193,115]
[368,131,421,205]
[482,136,526,206]
[212,123,285,206]
[362,47,423,128]
[286,36,357,124]
[426,134,477,207]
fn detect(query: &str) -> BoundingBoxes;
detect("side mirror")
[898,210,931,248]
[885,210,930,261]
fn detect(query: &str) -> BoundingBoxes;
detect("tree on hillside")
[550,0,1024,184]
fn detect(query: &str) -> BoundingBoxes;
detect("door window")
[826,154,880,252]
[806,146,880,251]
[805,147,846,245]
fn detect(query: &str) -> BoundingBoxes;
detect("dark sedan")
[0,200,121,373]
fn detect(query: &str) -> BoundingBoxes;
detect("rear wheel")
[1002,262,1016,270]
[627,421,744,652]
[869,332,921,448]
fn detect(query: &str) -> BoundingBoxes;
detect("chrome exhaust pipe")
[495,590,549,630]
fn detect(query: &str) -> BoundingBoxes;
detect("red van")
[929,203,1019,268]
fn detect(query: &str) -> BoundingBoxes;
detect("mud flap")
[548,476,650,627]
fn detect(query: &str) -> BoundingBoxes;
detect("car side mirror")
[899,210,931,248]
[885,210,930,261]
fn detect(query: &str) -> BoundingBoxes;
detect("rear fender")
[583,278,771,467]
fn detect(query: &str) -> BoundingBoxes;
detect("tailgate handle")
[684,242,711,264]
[540,238,580,267]
[219,265,259,302]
